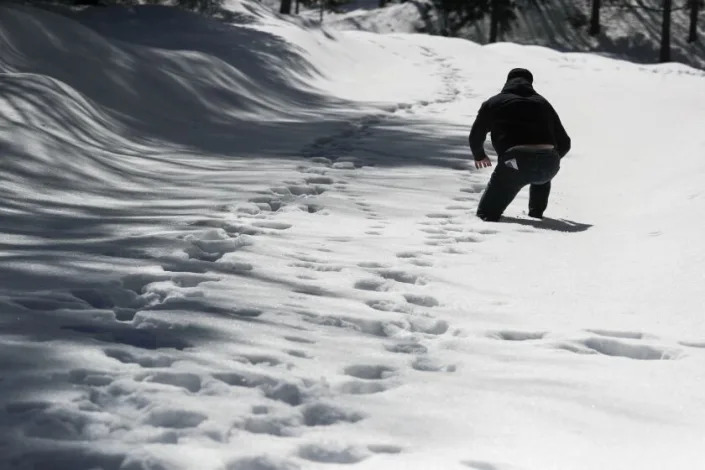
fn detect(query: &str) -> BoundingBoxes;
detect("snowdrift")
[2,1,705,470]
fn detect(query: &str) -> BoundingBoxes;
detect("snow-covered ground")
[1,1,705,469]
[317,0,705,70]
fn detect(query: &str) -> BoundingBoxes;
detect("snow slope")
[2,2,705,470]
[318,0,705,70]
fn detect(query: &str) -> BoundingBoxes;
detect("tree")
[280,0,292,14]
[589,0,602,35]
[620,0,686,62]
[433,0,487,36]
[489,0,518,43]
[688,0,703,42]
[434,0,540,41]
[660,0,672,61]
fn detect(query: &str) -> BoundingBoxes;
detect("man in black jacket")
[469,68,571,221]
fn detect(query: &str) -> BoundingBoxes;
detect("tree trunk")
[295,0,300,15]
[379,0,387,7]
[280,0,292,14]
[589,0,601,36]
[439,0,450,36]
[489,0,499,43]
[688,0,700,43]
[660,0,672,62]
[320,0,324,23]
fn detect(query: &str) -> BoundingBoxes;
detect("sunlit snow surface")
[1,2,705,470]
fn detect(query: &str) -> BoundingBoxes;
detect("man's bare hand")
[475,157,492,169]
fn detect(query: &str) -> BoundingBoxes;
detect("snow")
[317,0,705,70]
[2,1,705,470]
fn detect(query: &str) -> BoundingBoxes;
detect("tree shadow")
[500,215,593,233]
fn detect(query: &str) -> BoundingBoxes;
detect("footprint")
[411,356,449,372]
[403,294,439,307]
[103,348,175,368]
[559,338,680,360]
[303,204,324,214]
[249,196,283,211]
[144,408,207,428]
[490,331,545,341]
[462,460,500,470]
[396,251,425,259]
[226,456,300,470]
[358,262,389,269]
[343,364,396,380]
[68,369,113,386]
[368,444,403,454]
[301,403,364,426]
[137,372,202,393]
[214,373,304,406]
[586,329,644,340]
[240,415,300,437]
[290,262,343,272]
[379,270,426,285]
[292,284,328,297]
[305,176,335,185]
[385,341,428,354]
[298,443,368,464]
[252,221,292,230]
[354,279,387,291]
[284,336,316,344]
[680,341,705,348]
[410,259,434,267]
[455,235,481,243]
[235,354,283,367]
[409,318,448,335]
[338,381,389,395]
[365,299,409,313]
[287,350,311,359]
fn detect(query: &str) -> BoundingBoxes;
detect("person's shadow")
[500,216,592,233]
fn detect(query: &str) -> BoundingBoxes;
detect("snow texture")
[1,1,705,469]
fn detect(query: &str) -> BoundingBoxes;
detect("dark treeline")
[586,0,703,61]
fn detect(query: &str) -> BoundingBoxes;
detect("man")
[469,68,571,221]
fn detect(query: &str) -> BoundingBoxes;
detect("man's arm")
[549,104,571,158]
[469,102,490,161]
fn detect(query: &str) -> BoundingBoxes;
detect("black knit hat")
[507,68,534,83]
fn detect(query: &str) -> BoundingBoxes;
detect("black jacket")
[469,78,571,161]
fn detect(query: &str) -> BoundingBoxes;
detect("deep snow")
[1,2,705,470]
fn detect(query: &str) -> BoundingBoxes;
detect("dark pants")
[476,148,560,222]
